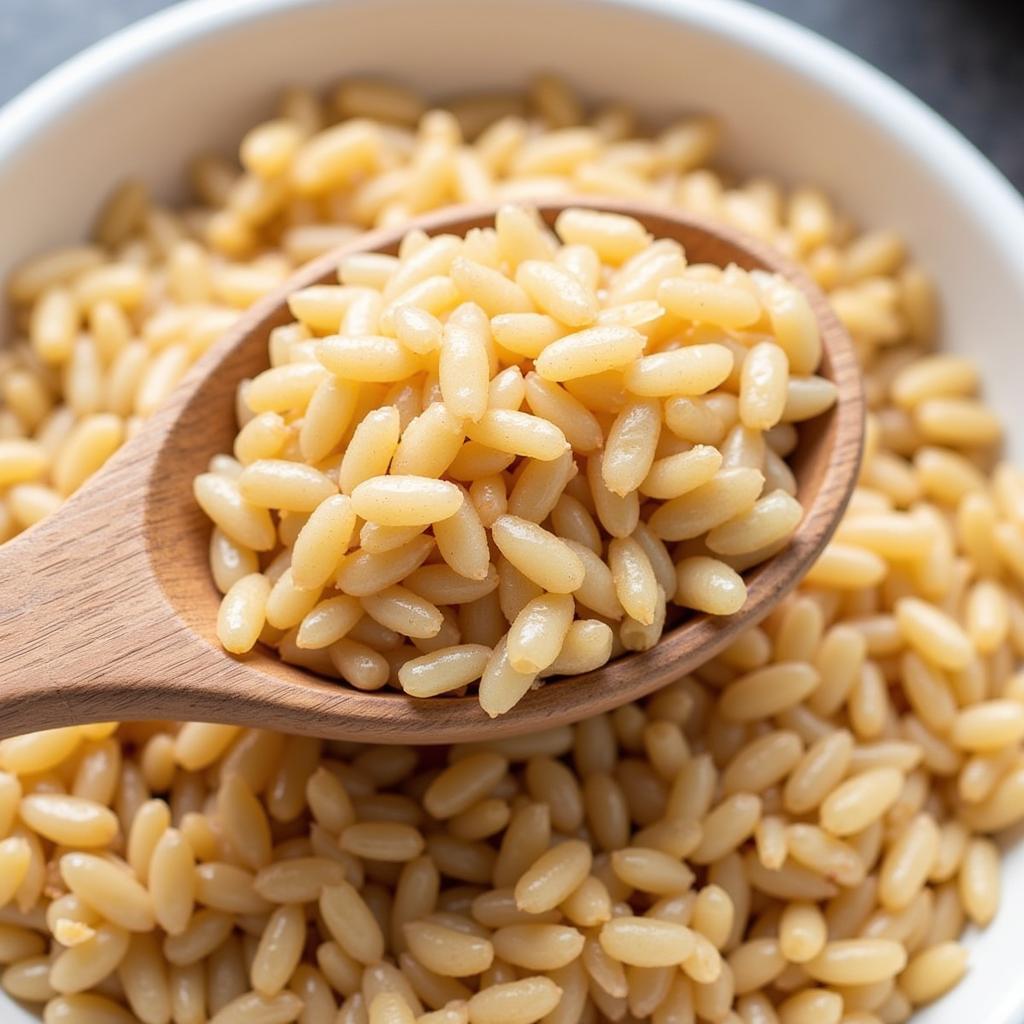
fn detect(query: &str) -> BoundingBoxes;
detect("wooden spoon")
[0,200,863,743]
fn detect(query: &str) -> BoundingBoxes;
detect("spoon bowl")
[0,200,863,743]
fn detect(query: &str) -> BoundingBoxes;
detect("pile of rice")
[198,197,836,714]
[0,76,1022,1024]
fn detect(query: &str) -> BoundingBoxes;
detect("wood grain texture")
[0,199,864,742]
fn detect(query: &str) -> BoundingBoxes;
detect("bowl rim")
[0,2,1023,1021]
[0,0,1022,276]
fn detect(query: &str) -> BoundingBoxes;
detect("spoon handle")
[0,449,181,738]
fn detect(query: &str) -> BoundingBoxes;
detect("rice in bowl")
[0,75,1022,1024]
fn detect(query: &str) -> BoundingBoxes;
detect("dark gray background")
[2,0,1021,191]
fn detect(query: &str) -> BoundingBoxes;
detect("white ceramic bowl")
[2,1,1023,1020]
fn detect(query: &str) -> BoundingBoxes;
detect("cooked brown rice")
[190,197,835,714]
[0,74,1021,1024]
